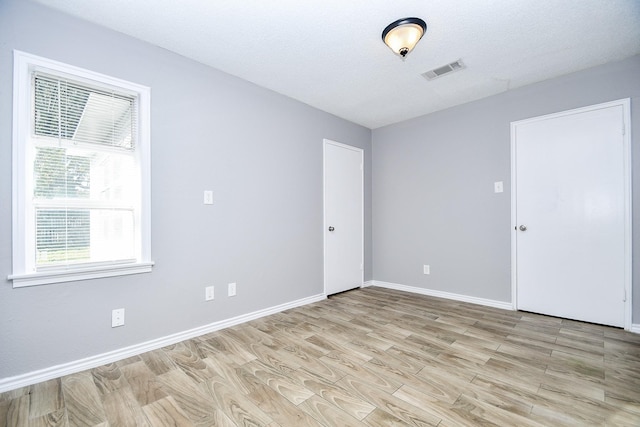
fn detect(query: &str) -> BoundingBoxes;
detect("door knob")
[328,226,335,232]
[519,225,527,231]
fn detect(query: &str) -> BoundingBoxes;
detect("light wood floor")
[2,287,640,426]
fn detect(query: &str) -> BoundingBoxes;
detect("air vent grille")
[422,59,466,81]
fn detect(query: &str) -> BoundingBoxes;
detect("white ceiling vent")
[422,59,466,81]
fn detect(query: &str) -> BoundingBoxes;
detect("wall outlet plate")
[205,286,214,301]
[112,308,125,327]
[228,282,236,297]
[423,265,430,275]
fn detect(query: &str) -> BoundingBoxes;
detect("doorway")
[511,99,631,328]
[323,139,364,296]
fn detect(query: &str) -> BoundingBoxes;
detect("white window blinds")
[33,73,136,149]
[31,73,140,269]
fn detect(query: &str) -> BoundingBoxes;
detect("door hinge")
[623,288,627,302]
[360,263,363,270]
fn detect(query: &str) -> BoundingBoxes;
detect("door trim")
[323,139,364,295]
[510,99,632,330]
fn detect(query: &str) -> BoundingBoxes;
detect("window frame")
[10,51,153,287]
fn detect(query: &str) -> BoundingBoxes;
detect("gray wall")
[0,0,372,379]
[373,55,640,320]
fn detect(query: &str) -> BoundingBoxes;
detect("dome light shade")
[382,17,427,59]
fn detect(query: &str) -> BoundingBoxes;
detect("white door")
[512,100,631,328]
[324,139,363,296]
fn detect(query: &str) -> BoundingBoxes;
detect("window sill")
[8,261,154,288]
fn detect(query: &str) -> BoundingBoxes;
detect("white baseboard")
[361,280,374,288]
[371,280,513,311]
[0,293,326,393]
[371,281,640,332]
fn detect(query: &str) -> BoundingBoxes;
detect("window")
[10,51,152,287]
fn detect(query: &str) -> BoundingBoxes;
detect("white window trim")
[10,51,153,287]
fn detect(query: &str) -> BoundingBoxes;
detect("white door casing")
[511,99,631,329]
[323,139,364,296]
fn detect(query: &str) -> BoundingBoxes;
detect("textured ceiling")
[33,0,640,129]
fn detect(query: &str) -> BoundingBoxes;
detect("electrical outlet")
[423,265,430,275]
[112,308,125,327]
[205,286,215,301]
[228,282,236,297]
[494,181,504,193]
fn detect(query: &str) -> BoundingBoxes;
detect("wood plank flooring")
[1,286,640,426]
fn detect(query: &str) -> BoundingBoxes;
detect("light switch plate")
[228,282,236,297]
[205,286,214,301]
[203,190,213,204]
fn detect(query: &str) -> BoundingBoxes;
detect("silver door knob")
[328,226,335,232]
[519,225,527,231]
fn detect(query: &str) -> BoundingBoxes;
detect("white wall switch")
[205,286,215,301]
[203,190,213,205]
[112,308,125,327]
[494,181,504,193]
[423,265,430,275]
[228,282,236,297]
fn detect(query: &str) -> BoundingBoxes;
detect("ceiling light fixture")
[382,17,427,60]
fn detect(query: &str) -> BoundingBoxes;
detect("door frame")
[323,138,364,295]
[510,99,632,330]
